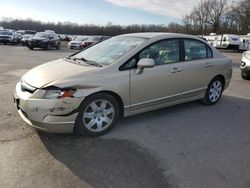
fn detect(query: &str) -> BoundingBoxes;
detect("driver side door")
[129,39,184,111]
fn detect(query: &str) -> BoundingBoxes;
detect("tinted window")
[139,40,179,65]
[184,39,212,61]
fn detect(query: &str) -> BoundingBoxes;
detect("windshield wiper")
[73,57,102,67]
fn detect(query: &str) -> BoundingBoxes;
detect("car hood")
[21,58,98,88]
[69,41,82,44]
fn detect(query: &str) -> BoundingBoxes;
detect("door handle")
[171,67,183,73]
[205,62,214,68]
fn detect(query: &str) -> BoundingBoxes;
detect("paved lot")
[0,45,249,188]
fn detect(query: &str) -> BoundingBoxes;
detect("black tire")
[28,46,33,50]
[45,43,50,50]
[241,72,250,80]
[56,42,60,49]
[202,77,224,105]
[75,93,120,137]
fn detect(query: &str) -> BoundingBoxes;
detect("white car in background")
[68,36,88,50]
[21,34,34,46]
[240,51,250,80]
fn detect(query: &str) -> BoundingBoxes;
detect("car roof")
[120,32,197,39]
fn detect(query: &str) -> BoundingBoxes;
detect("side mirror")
[136,58,155,74]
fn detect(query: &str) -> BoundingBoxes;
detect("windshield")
[73,37,87,41]
[16,30,24,34]
[0,31,12,35]
[23,34,33,38]
[34,32,49,38]
[73,36,147,65]
[87,36,102,42]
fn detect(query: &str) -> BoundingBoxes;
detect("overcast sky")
[0,0,199,25]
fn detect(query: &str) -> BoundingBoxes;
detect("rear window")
[184,39,213,61]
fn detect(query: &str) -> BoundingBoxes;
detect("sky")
[0,0,199,25]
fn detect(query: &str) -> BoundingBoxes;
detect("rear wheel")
[75,93,120,136]
[202,77,224,105]
[241,72,250,80]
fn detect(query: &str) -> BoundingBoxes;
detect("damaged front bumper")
[13,82,84,133]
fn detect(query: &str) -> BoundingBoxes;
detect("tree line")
[182,0,250,35]
[0,19,169,36]
[0,0,249,36]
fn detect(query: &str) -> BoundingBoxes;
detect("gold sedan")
[14,33,232,136]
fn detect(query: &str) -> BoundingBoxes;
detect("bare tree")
[206,0,228,33]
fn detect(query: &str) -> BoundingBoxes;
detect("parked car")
[27,32,60,50]
[68,36,88,49]
[21,34,34,46]
[0,29,17,45]
[81,35,110,48]
[240,50,250,80]
[14,33,232,136]
[16,30,25,43]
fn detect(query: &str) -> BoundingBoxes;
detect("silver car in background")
[240,50,250,80]
[68,36,88,50]
[14,33,232,136]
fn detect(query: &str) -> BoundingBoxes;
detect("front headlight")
[44,89,75,99]
[43,39,49,42]
[33,88,76,99]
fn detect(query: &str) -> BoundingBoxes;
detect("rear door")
[181,39,214,98]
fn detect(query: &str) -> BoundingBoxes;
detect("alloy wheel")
[209,81,222,103]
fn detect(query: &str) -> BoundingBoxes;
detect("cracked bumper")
[14,82,84,133]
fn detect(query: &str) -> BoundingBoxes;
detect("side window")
[184,39,212,61]
[139,40,179,65]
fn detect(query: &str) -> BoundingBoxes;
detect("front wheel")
[56,42,60,49]
[202,78,224,105]
[28,46,33,50]
[241,72,250,80]
[75,93,120,136]
[45,43,50,50]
